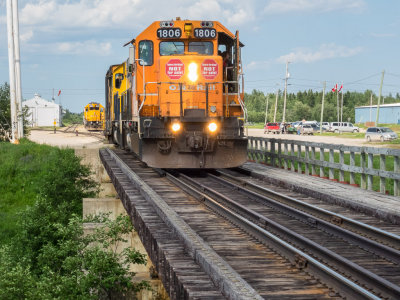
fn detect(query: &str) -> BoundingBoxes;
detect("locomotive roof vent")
[201,21,213,28]
[160,21,174,28]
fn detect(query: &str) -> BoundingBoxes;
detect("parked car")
[329,122,359,133]
[310,123,321,132]
[321,122,330,130]
[264,122,280,134]
[300,124,313,135]
[291,121,302,128]
[365,127,398,142]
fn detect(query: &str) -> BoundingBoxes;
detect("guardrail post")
[305,146,309,175]
[329,149,335,180]
[395,156,399,196]
[360,151,366,189]
[277,140,282,168]
[255,139,260,163]
[261,139,267,164]
[291,143,295,172]
[380,154,386,194]
[311,146,316,176]
[284,142,288,170]
[339,149,345,182]
[367,153,374,190]
[297,144,302,174]
[320,147,325,177]
[271,139,275,167]
[350,151,355,185]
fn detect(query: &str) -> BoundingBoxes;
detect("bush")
[1,214,150,299]
[0,139,97,243]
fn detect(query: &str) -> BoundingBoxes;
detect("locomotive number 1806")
[194,28,216,38]
[157,28,182,39]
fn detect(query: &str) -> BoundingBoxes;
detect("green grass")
[0,139,81,242]
[316,132,365,139]
[245,122,265,129]
[249,148,398,195]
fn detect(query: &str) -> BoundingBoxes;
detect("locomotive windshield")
[188,42,213,55]
[138,40,153,66]
[160,41,184,55]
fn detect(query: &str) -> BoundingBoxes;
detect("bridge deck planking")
[192,174,400,290]
[101,151,226,299]
[244,162,400,224]
[228,172,400,236]
[116,152,338,299]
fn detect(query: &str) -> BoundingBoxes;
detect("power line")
[345,72,381,85]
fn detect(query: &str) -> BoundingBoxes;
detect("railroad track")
[63,123,79,133]
[100,148,400,299]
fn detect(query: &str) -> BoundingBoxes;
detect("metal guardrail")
[247,137,400,196]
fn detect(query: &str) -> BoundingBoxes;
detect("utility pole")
[264,93,269,125]
[320,81,326,134]
[12,0,23,139]
[369,93,373,122]
[273,89,279,122]
[336,87,339,123]
[282,61,290,123]
[375,70,385,126]
[6,0,17,142]
[340,87,344,123]
[6,0,23,142]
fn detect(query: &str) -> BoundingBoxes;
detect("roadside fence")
[247,137,400,196]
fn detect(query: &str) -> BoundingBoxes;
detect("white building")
[23,94,62,127]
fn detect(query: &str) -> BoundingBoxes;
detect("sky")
[0,0,399,113]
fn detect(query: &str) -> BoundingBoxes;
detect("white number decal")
[157,28,181,38]
[194,28,216,39]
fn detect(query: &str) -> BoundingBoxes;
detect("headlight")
[188,62,198,82]
[208,122,218,133]
[171,122,181,132]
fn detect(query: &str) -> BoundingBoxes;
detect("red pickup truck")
[264,122,280,134]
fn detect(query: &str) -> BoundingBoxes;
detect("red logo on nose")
[166,59,184,80]
[201,59,218,80]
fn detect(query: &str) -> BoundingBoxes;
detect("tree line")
[245,89,400,124]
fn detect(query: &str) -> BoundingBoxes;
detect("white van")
[329,122,359,133]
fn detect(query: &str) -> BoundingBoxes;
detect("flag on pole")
[58,90,61,96]
[332,84,337,92]
[338,84,343,92]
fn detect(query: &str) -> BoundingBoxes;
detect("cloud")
[56,40,112,56]
[246,60,271,70]
[17,0,254,29]
[277,43,363,63]
[20,29,34,42]
[263,0,365,14]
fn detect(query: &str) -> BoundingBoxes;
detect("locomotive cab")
[105,19,247,168]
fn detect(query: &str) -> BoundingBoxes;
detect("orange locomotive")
[105,18,247,168]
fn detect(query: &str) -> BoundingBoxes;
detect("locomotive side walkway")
[243,162,400,224]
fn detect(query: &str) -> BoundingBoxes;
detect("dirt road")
[28,126,105,149]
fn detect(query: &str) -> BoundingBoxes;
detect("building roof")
[23,93,59,108]
[356,103,400,109]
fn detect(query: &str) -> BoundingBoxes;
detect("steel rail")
[217,168,400,250]
[103,149,263,300]
[169,171,400,300]
[165,171,382,300]
[210,170,400,264]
